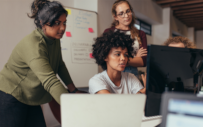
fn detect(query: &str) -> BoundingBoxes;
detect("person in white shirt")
[89,30,146,94]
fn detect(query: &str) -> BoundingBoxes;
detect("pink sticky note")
[66,32,71,37]
[89,53,94,58]
[88,28,94,33]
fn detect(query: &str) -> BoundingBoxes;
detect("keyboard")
[142,115,162,122]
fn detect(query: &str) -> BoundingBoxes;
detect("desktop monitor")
[160,92,203,127]
[145,45,203,116]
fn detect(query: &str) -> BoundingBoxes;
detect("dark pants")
[0,90,46,127]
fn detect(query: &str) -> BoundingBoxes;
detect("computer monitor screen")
[160,92,203,127]
[145,45,203,116]
[166,98,203,127]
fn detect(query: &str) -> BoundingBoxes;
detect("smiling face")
[105,47,129,72]
[114,2,133,28]
[42,13,67,40]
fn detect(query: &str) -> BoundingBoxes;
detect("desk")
[141,118,161,127]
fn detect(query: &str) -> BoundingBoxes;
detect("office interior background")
[1,0,203,126]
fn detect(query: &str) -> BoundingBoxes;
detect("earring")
[42,27,46,34]
[116,20,119,25]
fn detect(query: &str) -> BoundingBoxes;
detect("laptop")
[61,94,146,127]
[160,92,203,127]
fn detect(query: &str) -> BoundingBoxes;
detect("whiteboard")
[60,7,98,88]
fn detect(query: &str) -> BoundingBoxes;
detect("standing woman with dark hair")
[0,0,83,126]
[104,0,147,77]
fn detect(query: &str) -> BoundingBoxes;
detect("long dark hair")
[111,0,141,45]
[28,0,67,28]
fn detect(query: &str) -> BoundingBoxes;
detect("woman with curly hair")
[103,0,148,77]
[89,30,146,94]
[164,36,196,48]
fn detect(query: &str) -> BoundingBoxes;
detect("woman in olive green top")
[0,0,81,126]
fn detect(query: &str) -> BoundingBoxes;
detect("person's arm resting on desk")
[27,57,68,105]
[137,74,146,94]
[96,90,111,94]
[57,47,86,93]
[57,52,76,92]
[130,73,146,94]
[21,41,68,105]
[89,77,111,94]
[49,47,87,124]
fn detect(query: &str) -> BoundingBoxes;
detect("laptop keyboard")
[142,115,162,121]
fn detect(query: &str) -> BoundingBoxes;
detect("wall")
[188,27,195,43]
[196,30,203,49]
[74,0,98,12]
[171,15,188,37]
[97,0,114,36]
[57,0,74,7]
[0,0,35,70]
[128,0,162,45]
[152,7,171,45]
[128,0,162,25]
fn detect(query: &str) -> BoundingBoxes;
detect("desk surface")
[141,118,162,127]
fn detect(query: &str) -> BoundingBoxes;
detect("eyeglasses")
[117,9,132,18]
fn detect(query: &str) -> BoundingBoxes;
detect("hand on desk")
[75,90,88,93]
[138,74,147,94]
[67,83,88,93]
[141,74,147,88]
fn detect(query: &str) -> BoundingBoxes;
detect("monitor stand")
[198,74,203,93]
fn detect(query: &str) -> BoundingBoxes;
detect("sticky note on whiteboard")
[66,32,72,37]
[88,28,94,33]
[66,9,71,15]
[89,53,94,58]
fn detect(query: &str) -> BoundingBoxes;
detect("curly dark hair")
[164,36,196,48]
[28,0,67,29]
[92,30,134,70]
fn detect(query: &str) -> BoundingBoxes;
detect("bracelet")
[68,88,78,93]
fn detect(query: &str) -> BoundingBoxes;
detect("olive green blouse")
[0,28,72,105]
